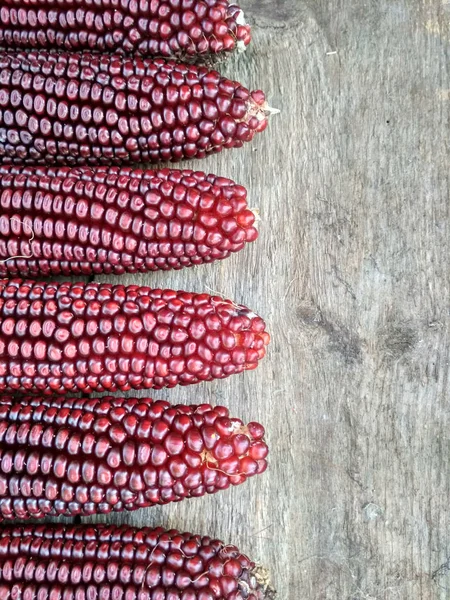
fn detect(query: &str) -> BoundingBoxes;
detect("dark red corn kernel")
[0,51,270,165]
[247,422,266,441]
[0,1,251,64]
[0,395,268,521]
[0,279,269,393]
[0,524,276,599]
[0,166,258,276]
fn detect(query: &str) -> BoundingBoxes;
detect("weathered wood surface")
[51,1,450,598]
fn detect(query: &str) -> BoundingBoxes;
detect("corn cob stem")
[0,166,258,276]
[0,279,269,393]
[0,524,276,599]
[0,395,268,521]
[0,51,271,165]
[0,1,252,64]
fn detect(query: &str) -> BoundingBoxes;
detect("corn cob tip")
[250,207,261,225]
[264,105,281,116]
[236,9,248,27]
[234,8,250,53]
[247,92,280,134]
[252,564,278,599]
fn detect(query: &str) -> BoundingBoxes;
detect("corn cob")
[0,51,273,165]
[0,523,276,599]
[0,0,252,64]
[0,395,268,521]
[0,279,269,393]
[0,165,258,276]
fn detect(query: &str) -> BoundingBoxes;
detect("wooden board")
[49,1,450,598]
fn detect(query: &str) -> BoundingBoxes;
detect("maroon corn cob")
[0,279,269,393]
[0,165,258,276]
[0,0,252,64]
[0,395,268,521]
[0,51,273,165]
[0,524,276,600]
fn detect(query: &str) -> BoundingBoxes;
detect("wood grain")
[43,1,450,598]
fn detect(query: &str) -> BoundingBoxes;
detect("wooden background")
[57,1,450,598]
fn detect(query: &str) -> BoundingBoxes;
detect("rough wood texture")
[37,1,449,598]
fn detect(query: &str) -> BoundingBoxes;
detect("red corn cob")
[0,395,268,521]
[0,51,274,165]
[0,524,276,599]
[0,0,252,63]
[0,279,269,393]
[0,165,258,276]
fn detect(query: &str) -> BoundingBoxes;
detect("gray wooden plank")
[79,1,450,598]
